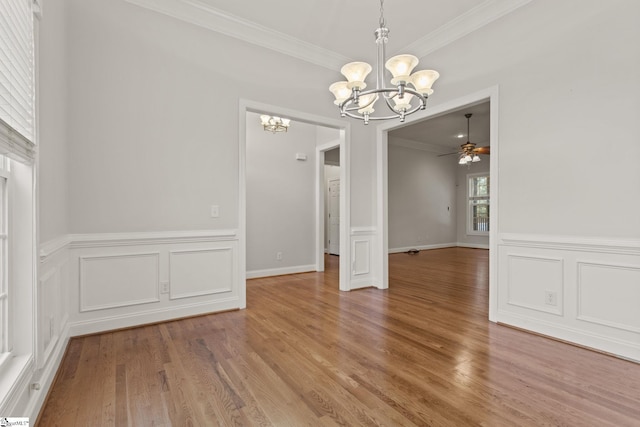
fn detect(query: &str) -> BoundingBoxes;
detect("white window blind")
[0,0,36,162]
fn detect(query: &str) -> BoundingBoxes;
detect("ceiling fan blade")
[437,151,461,157]
[473,146,490,155]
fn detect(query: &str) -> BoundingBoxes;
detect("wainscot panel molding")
[69,229,238,248]
[577,261,640,334]
[22,236,73,422]
[79,252,161,312]
[501,233,640,255]
[169,248,235,300]
[39,234,71,262]
[350,227,376,290]
[498,234,640,362]
[68,230,241,336]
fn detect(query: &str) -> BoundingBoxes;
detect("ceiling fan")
[439,113,490,164]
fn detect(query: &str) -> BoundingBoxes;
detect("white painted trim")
[457,242,490,250]
[403,0,534,58]
[68,298,240,337]
[496,310,640,363]
[124,0,350,71]
[376,86,500,315]
[70,229,237,248]
[124,0,531,73]
[316,140,340,273]
[0,355,34,416]
[350,226,376,236]
[500,233,640,255]
[25,324,70,421]
[39,234,71,261]
[168,247,234,300]
[389,243,457,254]
[240,99,351,293]
[246,264,316,279]
[79,252,161,312]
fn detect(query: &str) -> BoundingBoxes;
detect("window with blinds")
[0,157,8,356]
[0,0,36,162]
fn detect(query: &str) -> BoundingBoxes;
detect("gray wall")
[246,112,317,273]
[388,138,457,251]
[38,0,69,242]
[61,0,375,235]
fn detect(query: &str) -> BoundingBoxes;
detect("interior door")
[328,178,340,255]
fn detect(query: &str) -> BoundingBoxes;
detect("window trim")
[467,172,490,236]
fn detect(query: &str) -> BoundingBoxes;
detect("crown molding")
[125,0,531,71]
[124,0,350,71]
[403,0,533,58]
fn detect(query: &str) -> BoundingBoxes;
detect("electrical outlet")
[161,282,170,294]
[276,252,283,261]
[544,290,557,306]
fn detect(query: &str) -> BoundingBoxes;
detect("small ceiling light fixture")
[329,0,439,124]
[260,115,291,133]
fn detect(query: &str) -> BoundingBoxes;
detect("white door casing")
[328,178,340,255]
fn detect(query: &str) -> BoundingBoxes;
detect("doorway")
[239,100,352,308]
[374,87,499,321]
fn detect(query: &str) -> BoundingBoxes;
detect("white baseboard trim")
[246,264,316,279]
[68,298,240,337]
[350,278,376,290]
[456,242,490,249]
[26,321,71,421]
[497,310,640,363]
[389,243,457,254]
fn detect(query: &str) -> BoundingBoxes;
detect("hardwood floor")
[37,248,640,426]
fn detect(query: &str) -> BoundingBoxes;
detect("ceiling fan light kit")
[329,0,439,124]
[439,113,490,165]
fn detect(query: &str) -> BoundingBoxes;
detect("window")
[0,0,37,162]
[0,157,8,359]
[468,174,489,235]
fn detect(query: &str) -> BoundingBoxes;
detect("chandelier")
[260,115,291,133]
[329,0,440,124]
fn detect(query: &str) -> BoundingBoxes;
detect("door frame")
[374,86,499,321]
[239,100,352,308]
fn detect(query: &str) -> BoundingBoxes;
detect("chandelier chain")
[379,0,385,27]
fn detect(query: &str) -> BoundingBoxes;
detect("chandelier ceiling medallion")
[329,0,440,124]
[260,115,291,133]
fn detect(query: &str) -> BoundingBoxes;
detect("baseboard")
[389,243,457,254]
[246,264,316,279]
[27,321,71,422]
[68,298,240,337]
[496,311,640,363]
[456,242,490,249]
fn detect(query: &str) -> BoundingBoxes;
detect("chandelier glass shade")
[260,115,291,133]
[329,0,439,124]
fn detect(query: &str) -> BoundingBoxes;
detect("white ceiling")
[126,0,532,69]
[196,0,484,61]
[390,101,490,151]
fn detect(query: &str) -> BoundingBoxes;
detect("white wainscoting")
[24,230,241,421]
[80,252,160,312]
[68,230,240,336]
[498,234,640,362]
[350,227,376,289]
[169,248,233,299]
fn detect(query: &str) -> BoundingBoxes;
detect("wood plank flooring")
[37,248,640,426]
